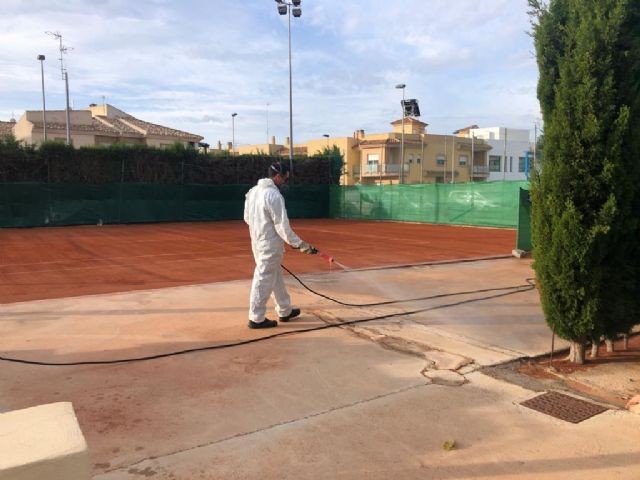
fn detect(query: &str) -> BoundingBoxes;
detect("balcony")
[472,165,489,176]
[354,163,410,177]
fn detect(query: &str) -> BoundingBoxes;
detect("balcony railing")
[355,163,410,177]
[472,165,489,175]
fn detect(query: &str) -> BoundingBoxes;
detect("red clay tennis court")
[0,219,515,304]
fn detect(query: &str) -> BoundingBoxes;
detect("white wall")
[471,127,532,181]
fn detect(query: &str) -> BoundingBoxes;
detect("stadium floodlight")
[275,0,287,15]
[402,99,421,117]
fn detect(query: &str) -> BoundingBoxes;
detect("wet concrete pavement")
[1,258,638,479]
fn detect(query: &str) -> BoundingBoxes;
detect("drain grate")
[521,391,608,423]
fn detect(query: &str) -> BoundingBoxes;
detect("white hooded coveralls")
[244,178,303,322]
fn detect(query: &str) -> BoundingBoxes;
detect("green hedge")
[0,138,342,185]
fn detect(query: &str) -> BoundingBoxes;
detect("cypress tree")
[529,0,640,363]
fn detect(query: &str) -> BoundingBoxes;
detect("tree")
[529,0,640,363]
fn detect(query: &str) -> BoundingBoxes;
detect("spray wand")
[310,248,349,271]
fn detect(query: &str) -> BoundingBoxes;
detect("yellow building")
[235,117,491,185]
[7,104,203,148]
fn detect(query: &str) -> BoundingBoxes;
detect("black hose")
[0,266,536,367]
[281,264,535,307]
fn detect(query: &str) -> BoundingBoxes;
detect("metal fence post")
[180,158,185,221]
[118,157,125,224]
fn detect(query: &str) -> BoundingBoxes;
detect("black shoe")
[248,318,278,329]
[279,308,301,322]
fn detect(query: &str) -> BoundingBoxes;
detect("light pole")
[323,133,329,148]
[470,133,475,183]
[275,0,302,183]
[266,102,270,146]
[395,84,406,184]
[37,54,47,142]
[231,112,237,155]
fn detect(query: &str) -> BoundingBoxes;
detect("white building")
[469,127,532,182]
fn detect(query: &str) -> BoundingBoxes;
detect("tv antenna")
[45,31,73,79]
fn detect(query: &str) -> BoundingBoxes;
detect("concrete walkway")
[1,258,638,479]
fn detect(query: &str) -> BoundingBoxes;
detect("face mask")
[278,183,290,194]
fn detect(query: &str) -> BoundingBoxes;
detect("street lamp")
[275,0,302,183]
[37,55,47,142]
[395,83,406,184]
[231,112,237,155]
[322,133,329,148]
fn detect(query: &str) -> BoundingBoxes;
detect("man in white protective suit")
[244,162,317,329]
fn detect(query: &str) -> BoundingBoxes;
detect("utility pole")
[502,127,508,181]
[420,133,424,181]
[451,135,455,183]
[470,134,475,183]
[443,135,447,183]
[46,31,73,146]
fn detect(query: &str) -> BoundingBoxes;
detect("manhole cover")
[521,391,608,423]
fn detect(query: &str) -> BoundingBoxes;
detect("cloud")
[0,0,540,145]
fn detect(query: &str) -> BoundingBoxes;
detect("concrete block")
[0,402,90,480]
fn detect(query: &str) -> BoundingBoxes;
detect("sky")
[0,0,541,147]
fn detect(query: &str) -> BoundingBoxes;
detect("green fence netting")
[0,180,528,232]
[516,187,532,250]
[330,181,529,228]
[0,183,330,228]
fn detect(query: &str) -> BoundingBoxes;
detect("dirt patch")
[535,333,640,374]
[485,334,639,409]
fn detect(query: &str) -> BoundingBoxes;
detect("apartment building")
[235,117,492,185]
[458,126,533,182]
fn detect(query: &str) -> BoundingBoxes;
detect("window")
[509,156,513,172]
[519,156,526,172]
[416,157,421,164]
[436,154,446,166]
[435,176,444,183]
[366,153,379,174]
[458,155,468,166]
[489,155,501,172]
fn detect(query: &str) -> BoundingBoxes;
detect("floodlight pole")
[37,55,47,142]
[276,0,301,183]
[396,84,406,184]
